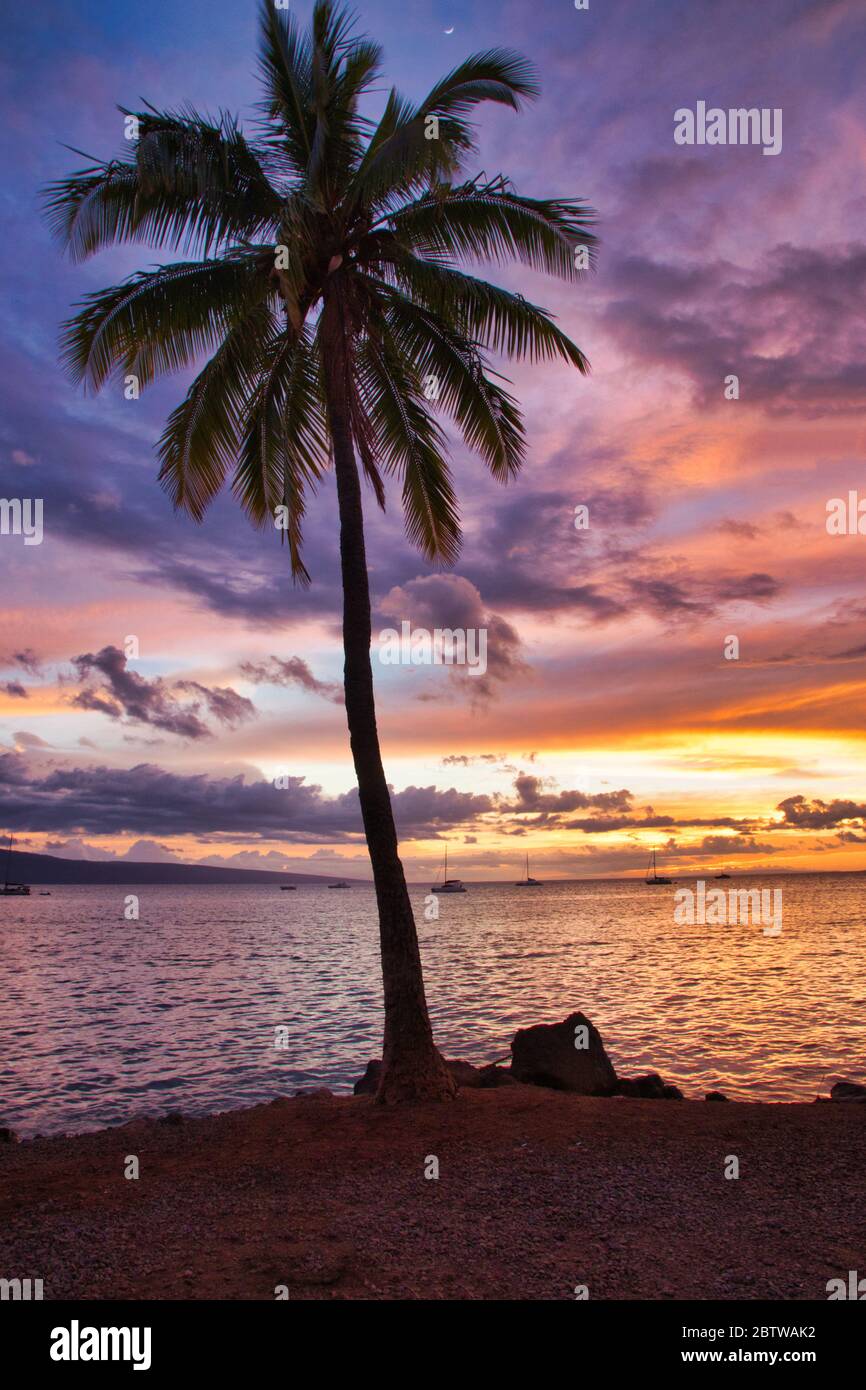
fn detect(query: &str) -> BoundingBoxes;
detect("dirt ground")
[1,1087,863,1300]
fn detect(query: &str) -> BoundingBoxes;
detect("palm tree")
[44,0,595,1102]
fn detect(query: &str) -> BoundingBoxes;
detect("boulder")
[447,1059,483,1089]
[478,1064,519,1088]
[830,1080,866,1102]
[510,1012,617,1094]
[353,1057,481,1095]
[616,1072,683,1100]
[705,1091,730,1102]
[0,1126,18,1143]
[158,1111,184,1126]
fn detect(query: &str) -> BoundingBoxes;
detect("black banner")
[2,1298,860,1376]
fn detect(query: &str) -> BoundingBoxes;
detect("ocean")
[1,872,863,1135]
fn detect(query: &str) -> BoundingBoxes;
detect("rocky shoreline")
[350,1011,866,1107]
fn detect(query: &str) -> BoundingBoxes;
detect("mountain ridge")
[1,849,368,886]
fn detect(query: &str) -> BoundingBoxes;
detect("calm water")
[1,873,864,1135]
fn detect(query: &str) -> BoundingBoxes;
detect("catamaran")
[431,846,467,894]
[515,853,542,887]
[1,834,31,896]
[645,849,672,885]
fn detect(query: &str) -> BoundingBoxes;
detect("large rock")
[447,1059,483,1089]
[510,1012,617,1094]
[478,1064,519,1089]
[617,1073,683,1100]
[830,1080,866,1102]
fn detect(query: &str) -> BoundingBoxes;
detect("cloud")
[13,649,42,674]
[173,681,257,725]
[12,730,51,749]
[1,649,42,691]
[719,519,760,541]
[70,646,254,739]
[239,656,342,704]
[508,774,633,815]
[776,794,866,830]
[41,837,119,862]
[441,754,502,766]
[696,835,779,856]
[379,574,528,701]
[715,573,781,602]
[38,836,179,863]
[0,756,492,842]
[603,244,866,418]
[0,752,37,786]
[118,838,181,863]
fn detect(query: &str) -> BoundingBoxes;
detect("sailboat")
[1,834,31,896]
[644,849,671,886]
[515,853,542,887]
[431,845,467,894]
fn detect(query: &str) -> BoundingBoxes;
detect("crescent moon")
[445,26,454,34]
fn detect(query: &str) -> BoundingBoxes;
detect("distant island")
[3,849,367,887]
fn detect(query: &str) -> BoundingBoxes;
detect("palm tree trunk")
[320,286,455,1103]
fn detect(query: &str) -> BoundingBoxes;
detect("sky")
[1,0,866,880]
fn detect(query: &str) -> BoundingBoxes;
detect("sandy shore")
[1,1087,863,1300]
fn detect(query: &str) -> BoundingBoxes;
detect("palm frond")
[419,49,539,117]
[233,325,330,582]
[43,111,281,262]
[346,49,538,220]
[389,179,598,281]
[257,0,315,178]
[157,301,277,521]
[381,256,589,370]
[60,251,274,391]
[355,326,461,563]
[376,282,525,481]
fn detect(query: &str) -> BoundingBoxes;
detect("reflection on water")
[0,873,863,1134]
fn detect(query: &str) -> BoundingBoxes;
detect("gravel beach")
[1,1087,863,1300]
